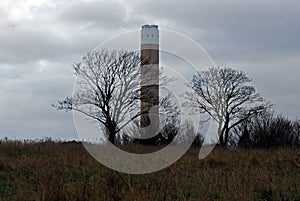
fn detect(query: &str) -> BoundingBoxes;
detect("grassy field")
[0,140,299,201]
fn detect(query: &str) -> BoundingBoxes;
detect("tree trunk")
[218,123,225,147]
[224,128,230,146]
[108,132,115,144]
[218,133,223,146]
[107,121,117,144]
[219,116,230,147]
[222,115,230,147]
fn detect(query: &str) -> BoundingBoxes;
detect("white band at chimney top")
[141,24,159,45]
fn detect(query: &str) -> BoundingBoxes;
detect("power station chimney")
[140,25,159,131]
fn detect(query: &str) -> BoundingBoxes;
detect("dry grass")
[0,140,299,201]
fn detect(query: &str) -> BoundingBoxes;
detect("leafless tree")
[53,49,148,144]
[184,67,269,147]
[53,49,172,144]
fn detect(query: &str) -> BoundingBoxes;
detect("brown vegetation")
[0,139,299,201]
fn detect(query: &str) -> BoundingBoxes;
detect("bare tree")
[184,67,268,147]
[53,49,172,144]
[53,49,145,144]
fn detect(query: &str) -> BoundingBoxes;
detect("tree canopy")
[184,67,269,146]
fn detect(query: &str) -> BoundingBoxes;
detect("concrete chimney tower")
[140,25,159,130]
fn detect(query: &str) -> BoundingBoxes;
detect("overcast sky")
[0,0,299,140]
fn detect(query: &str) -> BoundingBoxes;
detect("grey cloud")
[130,0,300,60]
[57,0,127,28]
[0,25,87,64]
[0,61,77,139]
[226,55,300,119]
[0,2,125,65]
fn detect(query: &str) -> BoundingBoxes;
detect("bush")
[235,110,300,148]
